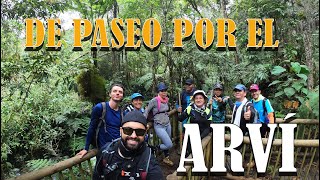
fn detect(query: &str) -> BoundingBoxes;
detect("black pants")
[260,123,270,138]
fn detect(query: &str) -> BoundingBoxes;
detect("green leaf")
[300,65,310,75]
[296,96,305,103]
[268,80,282,87]
[290,62,301,74]
[297,74,308,81]
[284,87,295,97]
[292,82,303,91]
[271,66,286,75]
[275,91,284,97]
[301,88,308,95]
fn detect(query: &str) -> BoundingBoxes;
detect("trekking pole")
[178,92,183,152]
[209,89,213,111]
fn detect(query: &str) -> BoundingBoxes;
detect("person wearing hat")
[177,90,213,156]
[249,84,275,138]
[176,79,197,115]
[94,111,163,179]
[207,83,234,123]
[231,84,257,136]
[143,82,174,166]
[123,93,145,117]
[175,78,197,150]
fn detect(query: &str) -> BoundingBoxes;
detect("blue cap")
[234,84,246,91]
[157,82,168,92]
[131,93,144,100]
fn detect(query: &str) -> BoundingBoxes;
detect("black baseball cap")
[185,79,194,85]
[122,110,147,127]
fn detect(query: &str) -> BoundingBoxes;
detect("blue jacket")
[209,96,234,123]
[85,102,121,150]
[175,89,196,111]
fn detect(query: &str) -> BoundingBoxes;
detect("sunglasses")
[122,127,146,136]
[160,89,167,92]
[233,89,242,92]
[185,84,192,86]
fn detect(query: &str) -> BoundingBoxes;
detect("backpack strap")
[136,146,152,180]
[95,138,120,178]
[242,101,251,115]
[262,98,267,114]
[205,108,212,121]
[95,102,107,148]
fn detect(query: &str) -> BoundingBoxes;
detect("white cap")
[192,90,208,100]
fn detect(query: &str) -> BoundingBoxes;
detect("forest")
[1,0,319,179]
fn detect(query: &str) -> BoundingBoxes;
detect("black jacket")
[178,104,213,139]
[93,140,163,180]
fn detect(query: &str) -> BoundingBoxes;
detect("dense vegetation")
[1,0,319,178]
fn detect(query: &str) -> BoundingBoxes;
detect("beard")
[122,136,143,151]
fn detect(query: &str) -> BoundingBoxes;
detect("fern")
[26,159,56,171]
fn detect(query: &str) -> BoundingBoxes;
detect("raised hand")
[214,95,223,103]
[244,107,251,121]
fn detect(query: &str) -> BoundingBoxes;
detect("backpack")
[251,98,276,124]
[91,102,107,148]
[243,101,259,124]
[146,98,161,123]
[95,138,152,180]
[121,103,135,118]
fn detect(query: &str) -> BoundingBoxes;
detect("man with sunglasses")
[94,110,163,180]
[176,79,197,113]
[175,79,197,154]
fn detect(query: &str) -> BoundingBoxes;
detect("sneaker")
[163,156,174,166]
[246,161,255,168]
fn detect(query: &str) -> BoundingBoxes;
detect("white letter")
[279,124,297,173]
[210,124,244,172]
[247,124,277,173]
[177,124,207,173]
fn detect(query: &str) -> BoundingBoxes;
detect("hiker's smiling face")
[121,122,146,150]
[214,88,223,97]
[158,89,168,99]
[233,89,246,101]
[132,97,143,110]
[194,94,206,107]
[185,83,194,92]
[109,85,124,102]
[250,89,261,100]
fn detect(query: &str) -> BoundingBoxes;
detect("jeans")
[154,122,173,151]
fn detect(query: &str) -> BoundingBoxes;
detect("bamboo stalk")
[78,163,85,180]
[68,167,76,180]
[58,172,64,180]
[87,159,93,178]
[246,151,253,177]
[272,146,281,178]
[305,147,317,178]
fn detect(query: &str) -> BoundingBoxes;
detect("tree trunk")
[300,0,315,90]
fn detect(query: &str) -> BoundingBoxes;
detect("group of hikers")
[76,79,275,179]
